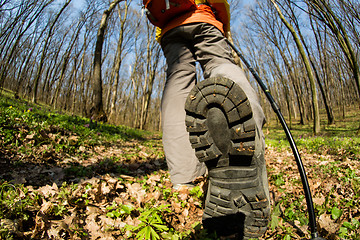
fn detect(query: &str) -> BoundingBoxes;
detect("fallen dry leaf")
[37,183,58,198]
[125,182,146,206]
[84,214,102,239]
[32,201,53,238]
[318,214,340,235]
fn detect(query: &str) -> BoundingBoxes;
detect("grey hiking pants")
[160,23,266,185]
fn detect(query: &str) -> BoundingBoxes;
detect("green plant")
[52,203,68,216]
[56,182,77,206]
[106,203,134,219]
[0,182,38,221]
[70,224,88,238]
[270,203,281,230]
[189,186,204,199]
[126,205,170,240]
[162,188,172,200]
[331,206,342,220]
[271,173,285,187]
[339,218,360,239]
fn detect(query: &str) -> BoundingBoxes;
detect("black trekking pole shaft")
[225,39,323,239]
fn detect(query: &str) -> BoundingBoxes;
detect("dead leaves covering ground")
[1,137,359,239]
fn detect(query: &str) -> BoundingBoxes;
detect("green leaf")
[136,226,148,239]
[342,221,354,230]
[270,204,281,230]
[275,178,285,186]
[106,212,114,218]
[152,223,169,232]
[114,211,121,218]
[270,215,279,231]
[339,226,348,236]
[351,218,360,229]
[145,226,152,240]
[331,207,342,220]
[121,204,134,215]
[283,234,291,240]
[150,226,160,240]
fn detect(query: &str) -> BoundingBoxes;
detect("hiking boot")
[185,77,270,239]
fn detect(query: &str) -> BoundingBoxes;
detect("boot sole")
[185,77,270,239]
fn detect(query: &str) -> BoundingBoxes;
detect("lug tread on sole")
[210,177,259,190]
[185,77,270,239]
[185,79,255,162]
[209,166,257,179]
[194,144,222,162]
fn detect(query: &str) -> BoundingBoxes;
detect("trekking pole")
[225,38,326,240]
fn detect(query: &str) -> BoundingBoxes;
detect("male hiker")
[143,0,270,238]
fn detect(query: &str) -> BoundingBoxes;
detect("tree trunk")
[91,0,124,122]
[307,0,360,100]
[32,0,71,103]
[14,24,46,98]
[271,0,321,134]
[268,48,292,128]
[139,23,161,130]
[301,8,335,124]
[51,21,84,108]
[0,1,54,91]
[109,1,129,122]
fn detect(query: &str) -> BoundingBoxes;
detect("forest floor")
[1,92,359,239]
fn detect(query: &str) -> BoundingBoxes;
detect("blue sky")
[71,0,86,10]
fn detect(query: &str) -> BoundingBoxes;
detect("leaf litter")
[1,130,359,239]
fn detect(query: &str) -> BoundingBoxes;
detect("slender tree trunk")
[303,10,335,124]
[293,78,305,125]
[109,1,129,122]
[91,0,123,122]
[65,55,80,111]
[335,51,346,119]
[14,26,45,98]
[269,49,292,128]
[32,0,71,103]
[0,1,54,91]
[271,0,321,134]
[42,30,68,103]
[307,0,360,100]
[140,23,161,130]
[51,21,83,108]
[130,61,140,128]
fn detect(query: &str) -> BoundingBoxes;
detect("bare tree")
[108,0,131,122]
[306,0,360,100]
[32,0,72,103]
[51,19,85,108]
[139,22,162,130]
[91,0,124,122]
[270,0,321,134]
[0,1,54,90]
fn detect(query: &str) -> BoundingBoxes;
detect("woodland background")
[1,0,360,239]
[1,0,359,133]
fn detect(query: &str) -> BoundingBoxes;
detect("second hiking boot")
[185,77,270,239]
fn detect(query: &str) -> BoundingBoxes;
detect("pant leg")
[191,23,266,158]
[160,26,207,185]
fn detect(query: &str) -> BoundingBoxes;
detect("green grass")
[0,91,150,160]
[264,108,360,159]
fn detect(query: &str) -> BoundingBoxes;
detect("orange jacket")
[156,0,230,41]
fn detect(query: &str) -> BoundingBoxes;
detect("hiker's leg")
[160,26,207,185]
[192,23,266,133]
[193,22,268,190]
[184,22,270,238]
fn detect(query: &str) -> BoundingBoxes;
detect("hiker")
[143,0,270,238]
